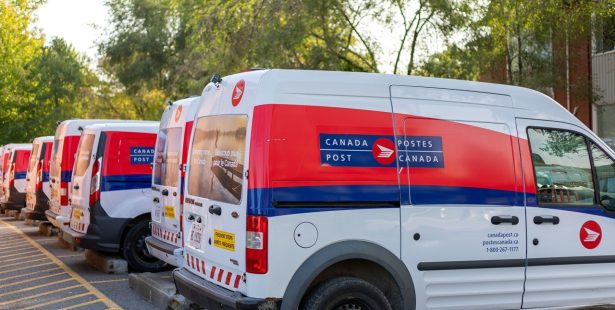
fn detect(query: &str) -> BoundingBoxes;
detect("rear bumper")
[145,236,183,267]
[61,219,124,253]
[45,209,62,228]
[173,268,281,310]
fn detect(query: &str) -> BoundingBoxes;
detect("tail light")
[246,215,268,274]
[36,160,43,191]
[89,158,101,206]
[60,181,69,205]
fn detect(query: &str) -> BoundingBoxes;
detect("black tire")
[302,277,392,310]
[122,220,167,272]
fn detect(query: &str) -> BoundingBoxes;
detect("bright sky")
[34,0,109,68]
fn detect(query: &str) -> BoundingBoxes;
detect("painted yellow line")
[0,271,67,289]
[0,239,29,247]
[0,277,75,298]
[0,253,45,264]
[0,249,41,259]
[56,254,84,258]
[0,262,55,275]
[0,243,31,251]
[21,292,94,310]
[88,278,128,284]
[0,220,121,309]
[0,267,61,282]
[0,244,36,254]
[0,284,82,307]
[0,256,50,269]
[60,299,103,310]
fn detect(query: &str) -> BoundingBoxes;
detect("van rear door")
[70,133,96,233]
[185,114,249,292]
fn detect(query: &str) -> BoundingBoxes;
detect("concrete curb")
[8,210,19,219]
[58,230,83,251]
[129,271,197,310]
[85,249,128,274]
[19,208,26,220]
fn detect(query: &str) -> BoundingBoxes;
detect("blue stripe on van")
[61,171,72,182]
[42,172,49,182]
[101,174,152,192]
[247,185,527,217]
[14,172,27,180]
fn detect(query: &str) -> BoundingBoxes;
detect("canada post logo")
[130,147,155,165]
[320,134,443,168]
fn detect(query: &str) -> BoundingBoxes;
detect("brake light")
[89,158,101,206]
[60,181,69,205]
[246,215,268,274]
[36,160,43,191]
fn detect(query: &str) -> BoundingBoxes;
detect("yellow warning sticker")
[213,229,235,252]
[72,208,81,220]
[164,206,175,218]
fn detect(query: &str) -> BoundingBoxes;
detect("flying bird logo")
[376,144,394,158]
[583,227,600,242]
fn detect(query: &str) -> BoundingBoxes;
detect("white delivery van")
[2,144,32,211]
[24,136,54,220]
[62,121,167,272]
[174,69,615,310]
[146,97,200,267]
[46,119,123,228]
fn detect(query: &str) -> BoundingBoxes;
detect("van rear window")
[74,134,95,177]
[188,115,248,204]
[51,138,63,177]
[28,143,40,172]
[153,128,182,187]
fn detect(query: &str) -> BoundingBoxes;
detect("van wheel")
[122,220,166,272]
[301,277,392,310]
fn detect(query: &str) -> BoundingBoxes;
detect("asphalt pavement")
[0,213,156,309]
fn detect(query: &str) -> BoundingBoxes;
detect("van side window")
[528,128,594,205]
[590,143,615,210]
[188,115,247,205]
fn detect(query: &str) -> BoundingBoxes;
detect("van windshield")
[188,115,247,204]
[154,127,182,187]
[74,134,95,177]
[28,143,41,172]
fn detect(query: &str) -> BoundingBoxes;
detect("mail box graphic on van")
[319,134,444,168]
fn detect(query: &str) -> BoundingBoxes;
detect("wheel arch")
[281,240,415,310]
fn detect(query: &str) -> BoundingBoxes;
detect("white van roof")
[83,121,160,135]
[200,69,585,131]
[5,143,32,151]
[159,97,200,130]
[55,119,132,137]
[32,136,54,144]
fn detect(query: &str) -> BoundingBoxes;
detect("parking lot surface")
[0,214,154,309]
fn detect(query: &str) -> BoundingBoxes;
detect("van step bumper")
[145,236,183,267]
[173,268,281,310]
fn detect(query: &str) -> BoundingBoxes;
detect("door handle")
[161,189,169,196]
[491,215,519,225]
[534,215,560,225]
[153,197,159,203]
[73,185,79,190]
[208,205,222,216]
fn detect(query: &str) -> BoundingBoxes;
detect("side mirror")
[600,195,615,211]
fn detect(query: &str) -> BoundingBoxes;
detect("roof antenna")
[166,100,173,106]
[210,74,222,87]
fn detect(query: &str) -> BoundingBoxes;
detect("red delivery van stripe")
[102,131,155,176]
[249,104,523,193]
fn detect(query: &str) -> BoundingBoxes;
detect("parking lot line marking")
[0,245,36,254]
[21,292,94,310]
[0,239,30,247]
[0,284,82,307]
[0,267,61,282]
[0,220,121,309]
[56,254,84,258]
[0,243,30,250]
[61,299,103,310]
[0,253,45,264]
[0,257,50,269]
[0,271,67,289]
[0,262,55,275]
[0,250,42,260]
[0,277,75,298]
[88,279,128,284]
